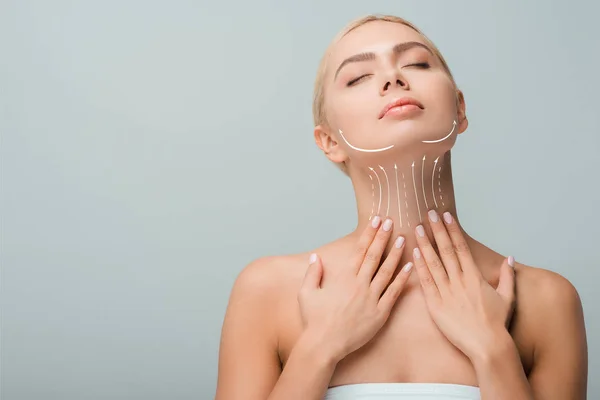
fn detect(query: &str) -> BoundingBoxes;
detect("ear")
[314,124,349,165]
[455,89,468,134]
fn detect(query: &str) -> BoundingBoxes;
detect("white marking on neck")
[338,129,395,152]
[368,172,375,221]
[422,120,457,144]
[369,167,383,215]
[394,164,402,228]
[421,155,429,210]
[402,172,410,227]
[379,165,390,217]
[438,164,445,206]
[432,157,440,208]
[411,161,422,222]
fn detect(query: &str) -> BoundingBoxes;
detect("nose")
[380,69,408,96]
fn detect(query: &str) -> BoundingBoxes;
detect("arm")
[471,271,587,400]
[524,272,587,399]
[266,331,339,400]
[469,330,534,400]
[215,257,339,400]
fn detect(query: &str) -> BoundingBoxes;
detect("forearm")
[267,332,340,400]
[471,330,534,400]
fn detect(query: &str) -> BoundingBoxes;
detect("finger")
[496,256,516,304]
[378,261,414,313]
[441,212,480,277]
[415,224,449,293]
[301,253,323,290]
[370,235,405,295]
[413,246,441,301]
[426,209,461,281]
[357,217,394,281]
[351,215,384,275]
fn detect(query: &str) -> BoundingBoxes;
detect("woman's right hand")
[297,216,413,364]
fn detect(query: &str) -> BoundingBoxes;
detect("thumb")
[496,256,516,303]
[302,253,323,290]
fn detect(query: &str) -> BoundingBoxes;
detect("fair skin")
[215,20,588,400]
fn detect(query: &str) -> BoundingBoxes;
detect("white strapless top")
[324,383,481,399]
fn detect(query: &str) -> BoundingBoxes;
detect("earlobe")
[458,116,468,133]
[455,90,468,134]
[314,125,348,164]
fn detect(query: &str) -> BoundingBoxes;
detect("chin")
[379,117,423,133]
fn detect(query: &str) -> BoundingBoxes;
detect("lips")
[379,97,424,119]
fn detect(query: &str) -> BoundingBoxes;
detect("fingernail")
[309,253,317,264]
[416,225,425,237]
[443,212,453,224]
[508,256,515,268]
[413,247,421,259]
[395,236,405,248]
[404,262,413,273]
[372,216,381,228]
[383,218,393,231]
[428,210,439,223]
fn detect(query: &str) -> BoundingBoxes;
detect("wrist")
[295,330,342,369]
[468,328,516,368]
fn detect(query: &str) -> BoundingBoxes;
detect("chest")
[276,283,533,387]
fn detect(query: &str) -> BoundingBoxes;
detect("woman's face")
[319,21,467,168]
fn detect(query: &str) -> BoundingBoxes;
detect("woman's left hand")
[412,209,516,360]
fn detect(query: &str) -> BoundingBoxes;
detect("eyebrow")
[333,41,434,81]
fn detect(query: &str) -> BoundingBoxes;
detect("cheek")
[329,92,377,129]
[421,75,457,113]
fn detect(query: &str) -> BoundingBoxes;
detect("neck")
[348,150,460,267]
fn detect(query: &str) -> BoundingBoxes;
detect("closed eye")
[405,62,430,68]
[346,62,430,86]
[346,74,369,87]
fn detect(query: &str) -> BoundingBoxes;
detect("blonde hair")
[313,14,457,176]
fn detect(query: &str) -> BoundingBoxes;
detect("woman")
[215,14,588,400]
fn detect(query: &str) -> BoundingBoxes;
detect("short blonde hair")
[313,14,457,176]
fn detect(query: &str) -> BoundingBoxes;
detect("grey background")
[1,1,598,399]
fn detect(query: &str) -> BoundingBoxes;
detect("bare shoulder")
[232,253,312,297]
[511,264,588,397]
[216,254,314,399]
[222,253,311,350]
[514,262,584,318]
[222,256,292,341]
[226,253,318,325]
[512,261,587,385]
[232,255,291,294]
[232,234,353,297]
